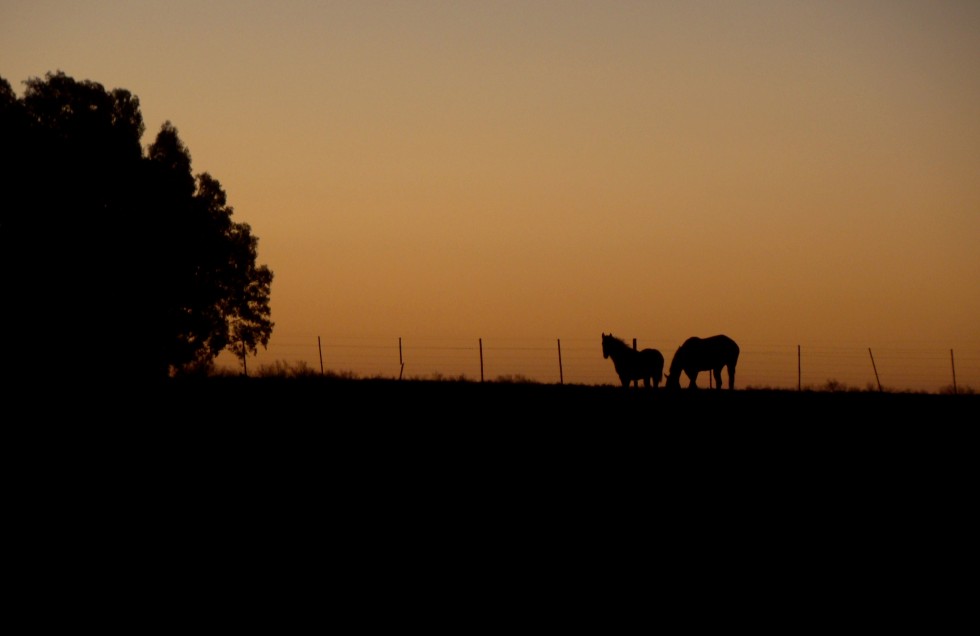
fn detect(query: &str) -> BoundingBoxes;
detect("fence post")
[951,349,957,395]
[797,344,801,391]
[479,338,484,382]
[557,338,563,385]
[318,336,324,375]
[869,348,882,392]
[399,337,404,380]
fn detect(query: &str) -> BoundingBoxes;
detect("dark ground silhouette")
[68,373,975,425]
[15,374,973,624]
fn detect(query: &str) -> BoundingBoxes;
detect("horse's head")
[664,372,681,389]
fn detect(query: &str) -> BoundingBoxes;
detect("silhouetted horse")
[665,335,740,390]
[602,333,665,388]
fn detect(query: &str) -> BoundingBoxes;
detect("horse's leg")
[713,368,723,390]
[686,370,698,389]
[728,365,736,390]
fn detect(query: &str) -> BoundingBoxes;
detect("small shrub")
[494,374,537,384]
[207,365,240,378]
[821,379,848,392]
[938,384,976,395]
[256,360,292,378]
[288,360,319,377]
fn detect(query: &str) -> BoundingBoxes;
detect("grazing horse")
[601,333,665,388]
[665,335,740,390]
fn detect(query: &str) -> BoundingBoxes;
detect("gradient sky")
[3,1,979,391]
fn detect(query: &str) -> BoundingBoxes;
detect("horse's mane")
[604,334,643,362]
[604,333,630,350]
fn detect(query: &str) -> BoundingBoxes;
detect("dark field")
[64,375,976,472]
[32,374,970,535]
[135,374,976,423]
[121,377,978,502]
[15,374,975,613]
[33,373,968,427]
[26,374,978,480]
[29,376,978,454]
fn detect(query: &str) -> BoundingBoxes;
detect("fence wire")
[216,335,979,393]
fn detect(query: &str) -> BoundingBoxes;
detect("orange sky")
[3,1,979,391]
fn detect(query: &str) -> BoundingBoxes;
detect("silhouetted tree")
[0,71,273,383]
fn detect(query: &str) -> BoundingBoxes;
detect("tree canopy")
[0,71,273,382]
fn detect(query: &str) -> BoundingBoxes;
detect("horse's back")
[677,334,739,366]
[710,335,739,362]
[639,348,664,371]
[640,347,664,361]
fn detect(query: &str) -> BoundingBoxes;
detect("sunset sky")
[3,1,979,391]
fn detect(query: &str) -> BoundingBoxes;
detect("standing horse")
[601,333,665,388]
[665,335,740,390]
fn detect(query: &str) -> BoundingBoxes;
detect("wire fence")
[215,334,980,394]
